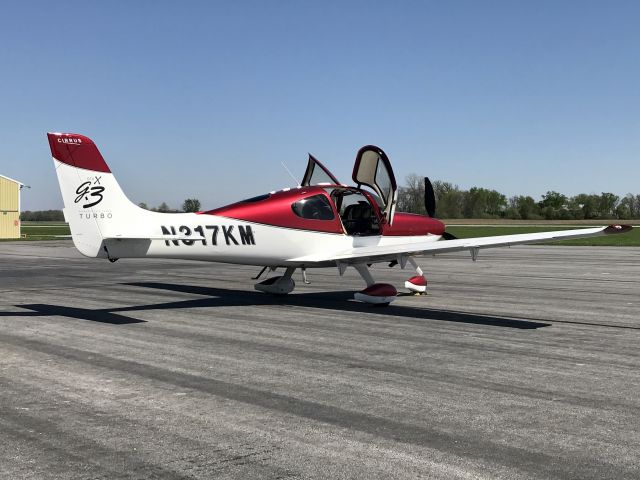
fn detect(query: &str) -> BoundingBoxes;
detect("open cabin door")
[352,145,398,225]
[301,154,340,186]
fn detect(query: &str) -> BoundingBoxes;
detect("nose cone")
[384,213,445,236]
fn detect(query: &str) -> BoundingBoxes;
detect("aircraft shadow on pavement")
[0,304,145,325]
[122,282,549,330]
[0,283,549,329]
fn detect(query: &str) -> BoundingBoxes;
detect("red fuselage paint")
[382,212,445,236]
[203,185,446,237]
[204,187,344,234]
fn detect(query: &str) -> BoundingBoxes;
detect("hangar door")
[0,175,20,239]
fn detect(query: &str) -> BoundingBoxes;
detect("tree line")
[137,198,201,213]
[22,186,640,222]
[397,174,640,220]
[20,198,203,221]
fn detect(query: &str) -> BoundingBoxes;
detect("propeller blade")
[424,177,436,217]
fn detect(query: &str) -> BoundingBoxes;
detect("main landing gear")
[351,264,397,306]
[253,257,429,306]
[254,267,296,295]
[348,256,429,305]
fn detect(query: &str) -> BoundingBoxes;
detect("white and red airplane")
[48,133,632,305]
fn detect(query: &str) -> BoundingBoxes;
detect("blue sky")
[1,0,638,210]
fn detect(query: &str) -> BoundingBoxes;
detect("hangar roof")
[0,174,24,186]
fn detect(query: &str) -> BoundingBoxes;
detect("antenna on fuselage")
[281,162,301,187]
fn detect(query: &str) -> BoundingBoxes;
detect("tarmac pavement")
[0,241,639,479]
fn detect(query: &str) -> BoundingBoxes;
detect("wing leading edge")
[288,225,632,265]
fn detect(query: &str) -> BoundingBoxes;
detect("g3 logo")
[75,176,105,208]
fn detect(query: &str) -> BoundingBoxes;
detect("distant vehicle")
[48,133,632,305]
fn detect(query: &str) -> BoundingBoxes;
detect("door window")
[301,154,340,186]
[352,146,398,224]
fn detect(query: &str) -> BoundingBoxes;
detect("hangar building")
[0,174,23,239]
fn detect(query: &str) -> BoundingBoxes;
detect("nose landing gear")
[405,257,427,295]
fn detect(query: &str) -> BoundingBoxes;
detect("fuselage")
[101,185,446,267]
[49,132,446,269]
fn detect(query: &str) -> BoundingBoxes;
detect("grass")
[1,222,71,241]
[446,225,640,246]
[4,222,639,246]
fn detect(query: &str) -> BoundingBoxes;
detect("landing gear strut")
[405,257,427,294]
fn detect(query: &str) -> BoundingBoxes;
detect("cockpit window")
[291,194,335,220]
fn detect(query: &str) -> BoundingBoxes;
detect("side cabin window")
[291,194,335,220]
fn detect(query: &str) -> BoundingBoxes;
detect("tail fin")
[47,133,142,257]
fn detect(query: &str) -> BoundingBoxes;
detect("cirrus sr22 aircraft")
[48,133,632,306]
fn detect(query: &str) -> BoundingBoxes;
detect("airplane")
[48,132,632,306]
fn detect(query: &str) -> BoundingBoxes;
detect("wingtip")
[603,225,633,235]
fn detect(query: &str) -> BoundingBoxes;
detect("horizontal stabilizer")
[103,235,195,242]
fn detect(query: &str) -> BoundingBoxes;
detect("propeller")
[424,177,457,240]
[424,177,436,218]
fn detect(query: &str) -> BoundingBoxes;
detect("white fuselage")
[102,214,441,267]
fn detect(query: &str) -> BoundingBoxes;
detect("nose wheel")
[405,275,427,294]
[405,256,428,295]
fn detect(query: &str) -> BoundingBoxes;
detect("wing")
[287,225,632,265]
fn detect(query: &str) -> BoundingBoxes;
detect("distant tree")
[433,181,464,218]
[396,174,424,214]
[485,189,507,217]
[156,202,171,213]
[539,191,567,210]
[463,187,505,218]
[566,196,585,220]
[598,192,619,218]
[539,191,568,220]
[20,210,65,221]
[462,188,486,218]
[396,175,638,220]
[621,193,640,218]
[138,202,149,210]
[396,175,466,218]
[508,196,540,220]
[570,193,600,219]
[182,198,201,213]
[616,195,633,219]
